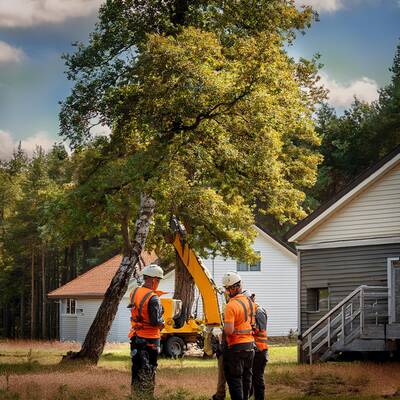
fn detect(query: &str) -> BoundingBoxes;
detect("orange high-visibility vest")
[224,293,256,348]
[254,304,268,351]
[128,287,161,340]
[254,329,268,351]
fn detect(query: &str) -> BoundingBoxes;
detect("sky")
[0,0,399,159]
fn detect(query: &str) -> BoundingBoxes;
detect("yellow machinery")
[159,217,223,357]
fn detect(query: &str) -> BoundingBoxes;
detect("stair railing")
[301,285,388,364]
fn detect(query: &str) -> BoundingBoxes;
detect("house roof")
[255,224,296,257]
[286,145,400,243]
[47,252,158,299]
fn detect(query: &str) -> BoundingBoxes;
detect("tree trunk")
[62,247,68,285]
[62,193,155,364]
[20,291,24,338]
[173,253,195,328]
[30,247,36,339]
[81,240,90,272]
[41,245,46,339]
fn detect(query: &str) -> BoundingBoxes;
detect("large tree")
[59,0,323,363]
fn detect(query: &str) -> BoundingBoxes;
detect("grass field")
[1,340,400,400]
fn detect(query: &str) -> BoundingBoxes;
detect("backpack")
[255,306,268,332]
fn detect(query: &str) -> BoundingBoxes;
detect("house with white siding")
[287,145,400,363]
[48,225,297,342]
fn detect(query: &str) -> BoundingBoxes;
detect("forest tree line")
[0,34,398,340]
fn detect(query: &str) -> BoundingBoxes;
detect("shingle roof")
[47,252,158,299]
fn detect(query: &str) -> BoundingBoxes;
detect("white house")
[48,225,297,342]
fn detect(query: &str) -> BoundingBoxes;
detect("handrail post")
[360,287,364,335]
[341,305,345,343]
[308,334,312,365]
[327,317,331,349]
[350,303,353,331]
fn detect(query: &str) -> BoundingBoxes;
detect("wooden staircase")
[301,286,391,363]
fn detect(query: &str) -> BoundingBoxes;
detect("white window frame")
[236,251,261,272]
[65,298,77,315]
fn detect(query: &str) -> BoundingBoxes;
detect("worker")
[221,272,256,400]
[212,290,253,400]
[128,264,165,399]
[251,296,269,400]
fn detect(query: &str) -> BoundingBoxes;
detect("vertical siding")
[300,243,400,333]
[302,161,400,244]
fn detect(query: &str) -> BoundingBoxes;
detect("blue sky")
[0,0,399,159]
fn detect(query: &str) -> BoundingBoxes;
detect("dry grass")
[1,341,400,399]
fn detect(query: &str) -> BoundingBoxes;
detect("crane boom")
[171,218,222,327]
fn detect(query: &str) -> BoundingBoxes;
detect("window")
[307,288,329,312]
[236,252,261,272]
[66,299,76,315]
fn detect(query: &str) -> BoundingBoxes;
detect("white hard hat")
[222,271,241,288]
[141,264,164,279]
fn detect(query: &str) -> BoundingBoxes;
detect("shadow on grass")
[0,360,95,375]
[101,353,130,363]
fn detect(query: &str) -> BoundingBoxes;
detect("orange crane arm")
[172,231,222,327]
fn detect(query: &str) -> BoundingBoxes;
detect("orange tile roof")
[48,252,158,299]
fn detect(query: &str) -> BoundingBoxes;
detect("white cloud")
[90,123,111,137]
[0,130,55,160]
[319,73,379,108]
[297,0,387,13]
[296,0,344,12]
[0,131,15,160]
[0,0,103,28]
[0,41,25,64]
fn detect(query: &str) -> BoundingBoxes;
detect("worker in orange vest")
[251,295,269,400]
[222,271,257,400]
[128,264,165,398]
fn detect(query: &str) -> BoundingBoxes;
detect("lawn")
[1,340,400,399]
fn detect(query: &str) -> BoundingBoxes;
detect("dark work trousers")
[223,349,255,400]
[213,353,226,400]
[130,337,159,398]
[252,349,268,400]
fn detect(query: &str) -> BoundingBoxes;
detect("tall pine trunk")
[41,245,46,339]
[30,247,35,339]
[173,254,195,327]
[20,291,24,338]
[62,194,155,364]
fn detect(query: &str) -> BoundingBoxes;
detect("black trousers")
[252,349,268,400]
[130,337,159,398]
[223,349,255,400]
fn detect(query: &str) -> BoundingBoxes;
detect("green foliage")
[0,144,120,338]
[59,0,324,262]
